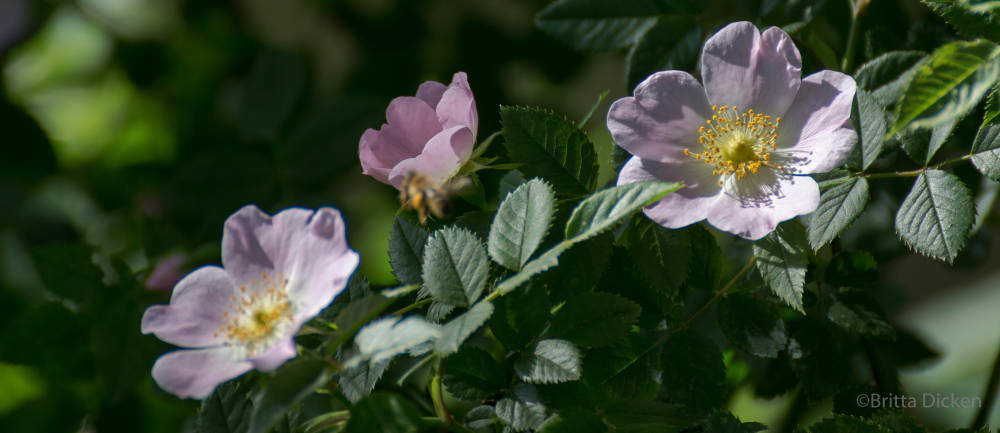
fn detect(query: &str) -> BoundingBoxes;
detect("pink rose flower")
[609,21,857,240]
[140,205,359,398]
[359,72,478,188]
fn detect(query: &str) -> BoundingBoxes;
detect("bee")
[399,172,475,224]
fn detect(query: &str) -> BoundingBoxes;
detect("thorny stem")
[856,154,972,179]
[972,341,1000,429]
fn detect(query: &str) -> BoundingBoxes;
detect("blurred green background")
[0,0,997,432]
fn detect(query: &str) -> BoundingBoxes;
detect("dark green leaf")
[854,51,927,107]
[627,219,691,294]
[898,119,957,165]
[807,415,891,433]
[971,87,1000,180]
[717,294,788,358]
[660,330,727,417]
[546,291,641,348]
[534,0,688,52]
[338,360,389,403]
[687,224,726,291]
[703,411,767,433]
[924,0,1000,43]
[488,178,556,270]
[754,222,810,312]
[343,392,431,433]
[894,170,974,262]
[435,301,494,355]
[514,339,583,384]
[249,359,329,433]
[791,320,850,401]
[489,281,550,351]
[496,384,548,432]
[500,106,599,196]
[239,49,306,141]
[603,399,700,432]
[858,90,888,169]
[625,16,701,91]
[389,215,429,285]
[537,408,608,433]
[198,381,254,433]
[422,226,489,306]
[891,40,1000,135]
[442,347,506,400]
[807,177,870,250]
[826,291,895,339]
[465,405,499,433]
[565,181,681,239]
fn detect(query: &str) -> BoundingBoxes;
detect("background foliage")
[3,0,1000,432]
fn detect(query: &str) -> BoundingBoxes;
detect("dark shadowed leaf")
[344,392,430,433]
[717,294,787,358]
[660,330,727,417]
[546,291,641,348]
[248,359,329,433]
[442,347,507,400]
[625,16,701,92]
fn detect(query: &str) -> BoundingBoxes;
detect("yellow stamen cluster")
[684,105,786,185]
[216,272,293,356]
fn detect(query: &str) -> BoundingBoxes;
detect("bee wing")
[444,176,475,196]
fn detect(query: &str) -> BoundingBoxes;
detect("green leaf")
[703,411,767,433]
[239,49,306,141]
[422,226,489,306]
[716,294,788,358]
[534,0,683,52]
[660,330,728,417]
[465,405,500,433]
[625,16,701,91]
[435,301,494,355]
[344,392,430,433]
[30,243,102,304]
[687,224,726,291]
[627,219,691,294]
[349,316,440,367]
[891,39,1000,135]
[198,381,254,433]
[442,347,507,400]
[924,0,1000,43]
[854,51,928,106]
[489,281,551,351]
[826,299,895,339]
[565,181,681,239]
[496,384,548,432]
[389,215,429,285]
[488,178,556,270]
[578,90,609,128]
[338,360,389,403]
[546,291,641,348]
[754,222,810,312]
[537,408,608,433]
[249,359,329,433]
[894,170,974,262]
[857,90,888,169]
[898,119,957,165]
[500,106,599,196]
[807,177,870,249]
[603,399,700,432]
[807,415,891,433]
[971,87,1000,180]
[514,339,583,384]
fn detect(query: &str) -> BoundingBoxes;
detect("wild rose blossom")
[141,205,359,398]
[359,72,478,189]
[609,21,857,240]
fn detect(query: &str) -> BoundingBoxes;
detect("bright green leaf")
[488,178,555,270]
[895,170,974,262]
[924,0,1000,43]
[854,51,928,107]
[422,226,489,306]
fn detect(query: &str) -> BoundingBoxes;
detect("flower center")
[684,105,787,185]
[215,272,294,357]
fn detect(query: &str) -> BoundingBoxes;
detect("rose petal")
[151,347,252,399]
[141,266,234,348]
[385,96,443,150]
[618,156,721,228]
[286,207,359,321]
[416,80,447,108]
[776,70,857,173]
[436,72,478,137]
[706,172,819,240]
[250,338,298,372]
[701,22,801,116]
[359,128,403,185]
[607,71,712,163]
[387,125,475,187]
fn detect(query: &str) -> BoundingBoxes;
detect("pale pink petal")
[359,128,404,185]
[776,70,857,173]
[701,22,801,116]
[706,172,819,240]
[151,347,252,399]
[141,266,233,348]
[617,156,721,228]
[607,71,712,163]
[286,207,359,321]
[436,72,478,138]
[386,96,443,149]
[387,126,475,188]
[416,80,447,108]
[250,338,297,372]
